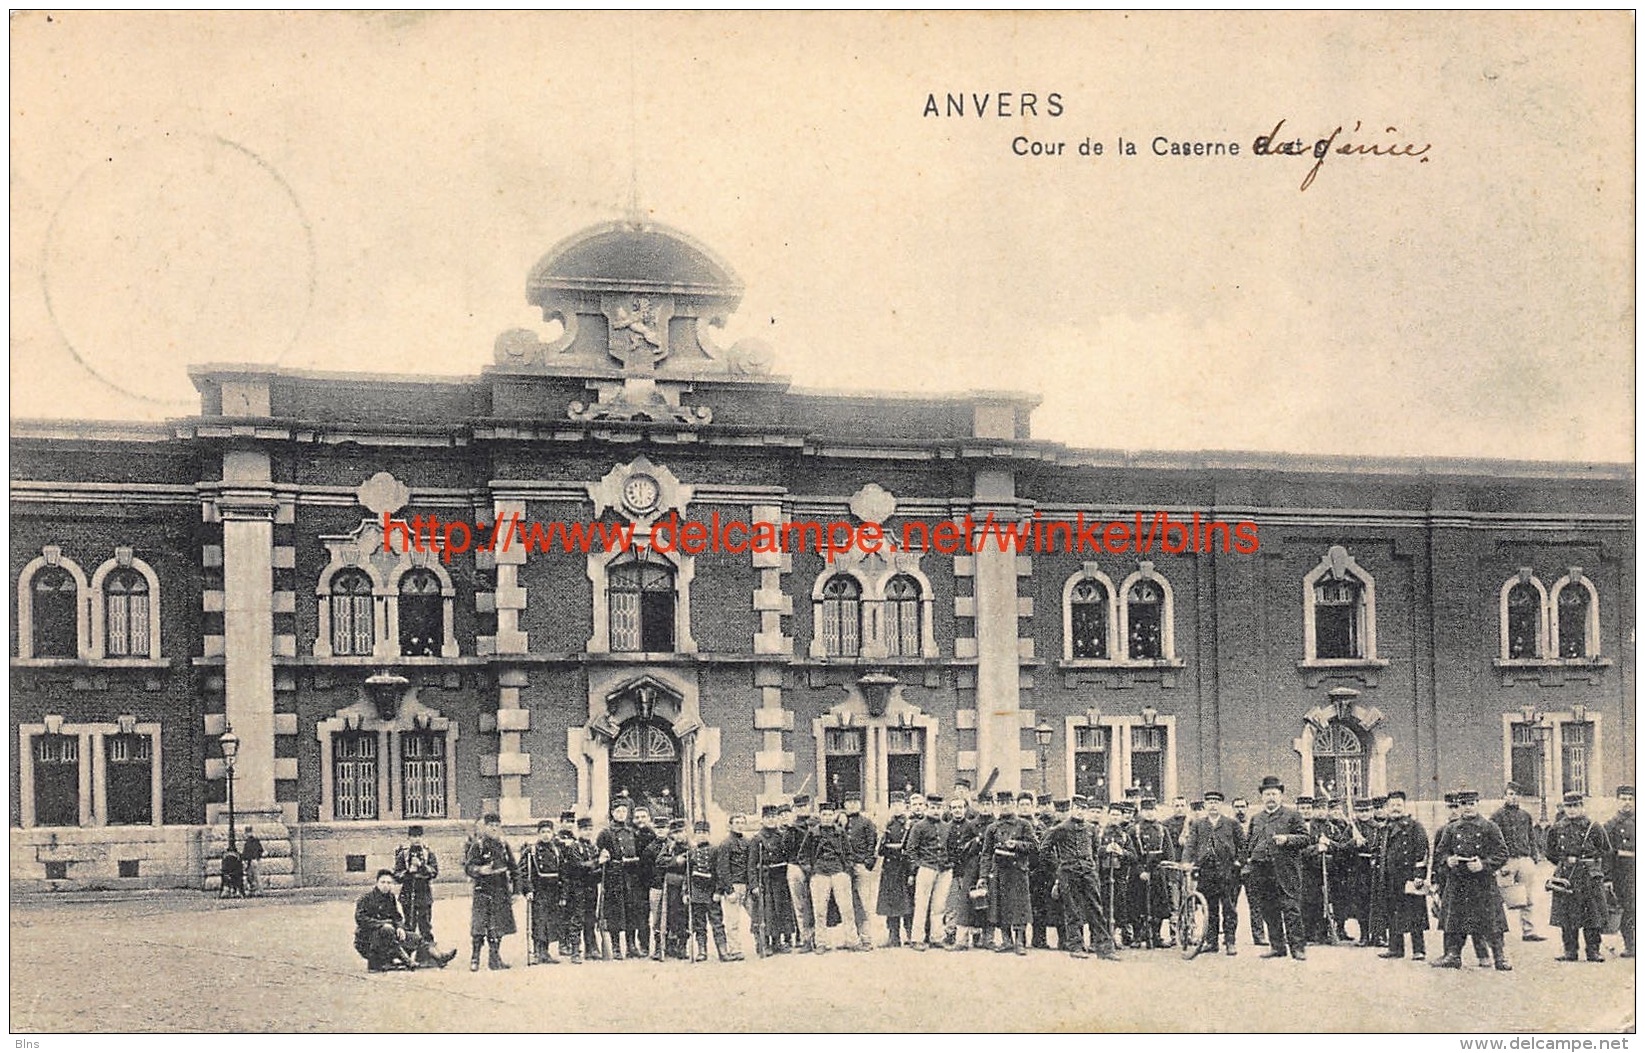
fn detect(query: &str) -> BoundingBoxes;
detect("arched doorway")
[609,717,682,818]
[1311,719,1368,801]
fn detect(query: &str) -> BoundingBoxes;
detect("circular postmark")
[41,131,316,408]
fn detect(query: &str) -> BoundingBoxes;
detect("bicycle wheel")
[1179,892,1210,960]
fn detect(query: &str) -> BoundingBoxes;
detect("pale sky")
[10,11,1634,463]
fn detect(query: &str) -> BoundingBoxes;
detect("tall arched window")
[1505,581,1543,660]
[32,567,79,659]
[398,569,442,657]
[819,575,862,657]
[330,569,375,657]
[1126,579,1164,660]
[1557,586,1591,659]
[610,558,676,653]
[1313,577,1362,660]
[103,569,151,658]
[1070,578,1109,659]
[883,575,921,658]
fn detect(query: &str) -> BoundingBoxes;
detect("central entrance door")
[609,717,682,818]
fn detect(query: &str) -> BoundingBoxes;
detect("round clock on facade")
[623,473,661,513]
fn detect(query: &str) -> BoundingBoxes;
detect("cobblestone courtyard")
[10,890,1635,1033]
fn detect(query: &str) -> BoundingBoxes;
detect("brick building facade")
[10,220,1635,890]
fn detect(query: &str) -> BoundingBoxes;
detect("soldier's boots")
[487,938,510,970]
[1491,937,1513,971]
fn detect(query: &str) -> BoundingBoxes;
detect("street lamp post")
[1034,721,1054,796]
[221,726,240,854]
[1519,703,1551,823]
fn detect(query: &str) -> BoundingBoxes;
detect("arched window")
[819,575,862,657]
[330,569,375,657]
[103,569,151,658]
[1505,581,1543,660]
[1313,577,1362,660]
[1311,720,1367,801]
[883,575,922,658]
[610,558,675,653]
[1126,579,1164,660]
[32,566,79,659]
[1557,586,1591,659]
[1070,578,1109,660]
[398,569,442,657]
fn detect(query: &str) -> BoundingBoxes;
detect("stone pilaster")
[489,497,531,821]
[218,448,277,812]
[972,469,1024,793]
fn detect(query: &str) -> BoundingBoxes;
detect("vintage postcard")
[8,10,1634,1039]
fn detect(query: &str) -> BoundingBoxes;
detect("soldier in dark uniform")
[518,818,564,965]
[942,794,986,950]
[1306,797,1351,944]
[1095,801,1137,946]
[906,792,951,950]
[653,818,691,959]
[685,820,734,961]
[355,869,457,971]
[714,812,757,960]
[1547,791,1614,962]
[1295,797,1325,941]
[1030,793,1059,949]
[1041,797,1120,960]
[391,824,439,947]
[756,803,796,953]
[1245,775,1310,960]
[1342,799,1375,945]
[1323,798,1357,942]
[1365,796,1392,948]
[1430,789,1512,970]
[1130,798,1175,948]
[785,795,818,950]
[876,791,914,947]
[463,813,518,971]
[552,812,590,964]
[981,790,1037,955]
[1377,790,1431,960]
[1605,786,1635,958]
[1183,790,1244,955]
[1164,797,1191,858]
[594,795,644,960]
[570,815,601,960]
[633,806,661,957]
[843,792,878,951]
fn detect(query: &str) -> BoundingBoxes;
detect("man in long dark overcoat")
[1430,790,1511,970]
[980,790,1038,954]
[1377,791,1431,960]
[1547,791,1614,962]
[463,813,518,971]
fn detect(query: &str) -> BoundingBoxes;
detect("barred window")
[1558,586,1591,659]
[330,570,375,657]
[1070,578,1109,659]
[886,726,925,797]
[1130,724,1166,800]
[32,566,78,658]
[883,575,922,658]
[333,732,378,820]
[1506,582,1542,660]
[1561,721,1592,797]
[820,575,862,657]
[610,558,675,653]
[398,569,442,657]
[104,569,151,658]
[1073,724,1109,805]
[1127,580,1164,660]
[1313,578,1362,660]
[401,731,446,819]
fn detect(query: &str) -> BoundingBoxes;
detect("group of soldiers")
[351,779,1636,974]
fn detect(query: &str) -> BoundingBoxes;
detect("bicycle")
[1161,861,1209,960]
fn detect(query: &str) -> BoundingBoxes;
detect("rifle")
[686,843,700,963]
[977,767,1001,802]
[654,847,671,962]
[751,840,769,958]
[594,867,611,961]
[1319,827,1338,945]
[521,841,538,966]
